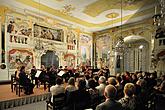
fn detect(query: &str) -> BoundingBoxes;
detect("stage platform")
[0,84,51,110]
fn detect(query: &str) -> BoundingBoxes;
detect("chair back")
[156,93,165,110]
[53,93,66,110]
[90,92,100,109]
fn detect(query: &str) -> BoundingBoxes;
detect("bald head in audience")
[96,85,122,110]
[104,85,117,99]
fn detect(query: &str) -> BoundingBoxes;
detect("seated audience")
[96,76,107,97]
[119,83,136,110]
[88,78,99,109]
[19,66,34,95]
[155,80,165,93]
[107,77,117,86]
[50,77,65,103]
[125,71,131,83]
[94,75,99,87]
[116,76,124,99]
[65,77,77,92]
[84,74,90,88]
[131,74,138,84]
[65,79,90,110]
[96,85,122,110]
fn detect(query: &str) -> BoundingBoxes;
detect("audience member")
[50,77,65,103]
[131,74,138,84]
[94,75,99,87]
[65,77,77,92]
[84,74,90,88]
[96,85,122,110]
[88,78,99,109]
[96,76,106,97]
[107,77,117,86]
[119,83,136,110]
[65,79,90,110]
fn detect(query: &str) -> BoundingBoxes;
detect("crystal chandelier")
[115,0,127,54]
[115,36,127,54]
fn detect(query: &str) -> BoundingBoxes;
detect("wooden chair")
[66,90,91,110]
[44,82,51,92]
[11,74,17,92]
[46,93,66,110]
[15,81,24,97]
[156,93,165,110]
[90,94,100,110]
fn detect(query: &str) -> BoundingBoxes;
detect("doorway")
[41,50,59,68]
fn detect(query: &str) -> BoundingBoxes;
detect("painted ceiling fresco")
[0,0,156,31]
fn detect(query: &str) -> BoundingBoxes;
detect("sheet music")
[35,70,42,77]
[57,70,65,76]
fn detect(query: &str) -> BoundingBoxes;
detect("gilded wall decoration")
[67,30,76,50]
[9,49,33,69]
[7,16,32,36]
[7,16,32,44]
[96,34,110,67]
[67,30,76,44]
[34,24,64,42]
[80,34,91,43]
[79,34,92,65]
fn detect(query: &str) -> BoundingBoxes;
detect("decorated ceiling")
[0,0,156,31]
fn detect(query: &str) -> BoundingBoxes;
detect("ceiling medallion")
[61,4,75,15]
[106,13,119,19]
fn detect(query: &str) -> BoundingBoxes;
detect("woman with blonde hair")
[119,83,136,110]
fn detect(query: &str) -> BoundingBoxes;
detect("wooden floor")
[0,84,49,101]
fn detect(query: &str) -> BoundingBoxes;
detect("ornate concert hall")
[0,0,165,110]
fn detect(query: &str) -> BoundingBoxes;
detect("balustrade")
[9,34,29,44]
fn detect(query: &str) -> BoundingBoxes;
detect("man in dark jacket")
[96,85,122,110]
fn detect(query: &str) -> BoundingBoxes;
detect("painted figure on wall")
[9,49,33,69]
[7,16,32,44]
[7,17,32,36]
[64,54,75,68]
[7,20,15,33]
[67,30,76,44]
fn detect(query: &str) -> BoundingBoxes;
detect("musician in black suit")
[30,66,37,84]
[19,66,34,95]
